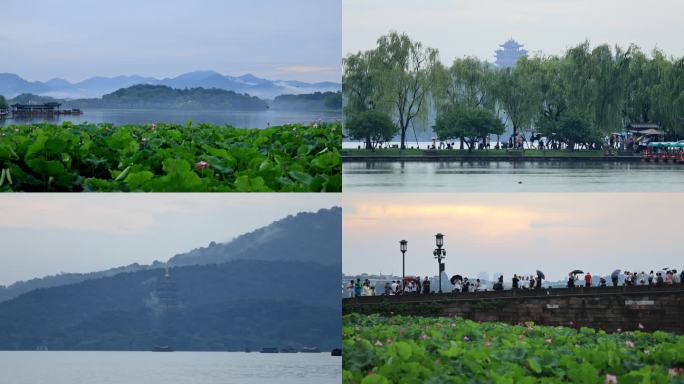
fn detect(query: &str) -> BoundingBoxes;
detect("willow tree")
[436,57,495,109]
[588,44,630,134]
[491,57,539,139]
[373,32,439,149]
[342,51,377,116]
[433,57,495,148]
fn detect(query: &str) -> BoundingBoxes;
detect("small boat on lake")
[260,347,278,353]
[280,347,298,353]
[300,347,320,353]
[152,346,174,352]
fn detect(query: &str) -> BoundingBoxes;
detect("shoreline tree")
[433,106,505,152]
[373,32,439,149]
[346,110,397,150]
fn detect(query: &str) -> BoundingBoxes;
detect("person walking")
[648,270,654,286]
[656,273,664,287]
[354,279,362,297]
[346,280,354,298]
[665,271,673,285]
[512,274,519,289]
[584,272,592,288]
[612,273,619,287]
[422,276,431,294]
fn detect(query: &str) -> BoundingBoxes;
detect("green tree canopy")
[346,110,398,149]
[0,95,8,110]
[433,106,505,151]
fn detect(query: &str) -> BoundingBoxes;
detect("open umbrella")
[662,267,670,271]
[536,270,545,280]
[450,275,463,285]
[611,269,621,278]
[570,269,584,275]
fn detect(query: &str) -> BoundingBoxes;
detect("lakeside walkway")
[342,149,644,162]
[343,284,684,305]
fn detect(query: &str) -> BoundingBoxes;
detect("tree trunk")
[400,126,407,149]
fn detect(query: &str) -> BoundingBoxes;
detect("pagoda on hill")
[156,267,179,309]
[495,39,528,68]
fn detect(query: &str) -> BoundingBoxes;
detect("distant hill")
[0,207,341,302]
[0,260,341,351]
[168,207,342,267]
[6,86,345,111]
[0,71,341,99]
[273,91,342,110]
[81,84,268,110]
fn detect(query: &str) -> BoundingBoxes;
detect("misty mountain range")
[0,207,342,302]
[0,70,341,100]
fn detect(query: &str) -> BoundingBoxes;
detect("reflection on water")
[343,161,684,192]
[0,351,341,384]
[0,108,341,129]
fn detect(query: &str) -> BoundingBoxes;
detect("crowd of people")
[345,268,684,298]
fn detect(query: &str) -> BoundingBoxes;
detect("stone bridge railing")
[343,285,684,333]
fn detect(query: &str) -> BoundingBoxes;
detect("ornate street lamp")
[399,240,407,292]
[433,233,446,293]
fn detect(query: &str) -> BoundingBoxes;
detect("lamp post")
[433,233,446,293]
[399,240,407,292]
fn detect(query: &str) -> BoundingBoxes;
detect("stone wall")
[343,284,684,333]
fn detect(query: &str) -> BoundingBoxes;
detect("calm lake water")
[0,109,341,128]
[0,352,341,384]
[343,161,684,192]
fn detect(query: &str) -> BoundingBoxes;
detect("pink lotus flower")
[625,340,635,348]
[420,333,428,340]
[544,338,552,345]
[195,161,209,171]
[604,374,618,383]
[151,123,157,131]
[463,336,470,341]
[617,328,622,333]
[670,368,684,377]
[638,323,645,330]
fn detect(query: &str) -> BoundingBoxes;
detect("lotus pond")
[343,314,684,383]
[0,122,341,192]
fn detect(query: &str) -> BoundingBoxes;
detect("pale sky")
[0,194,340,286]
[344,0,684,62]
[343,193,683,281]
[1,0,341,83]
